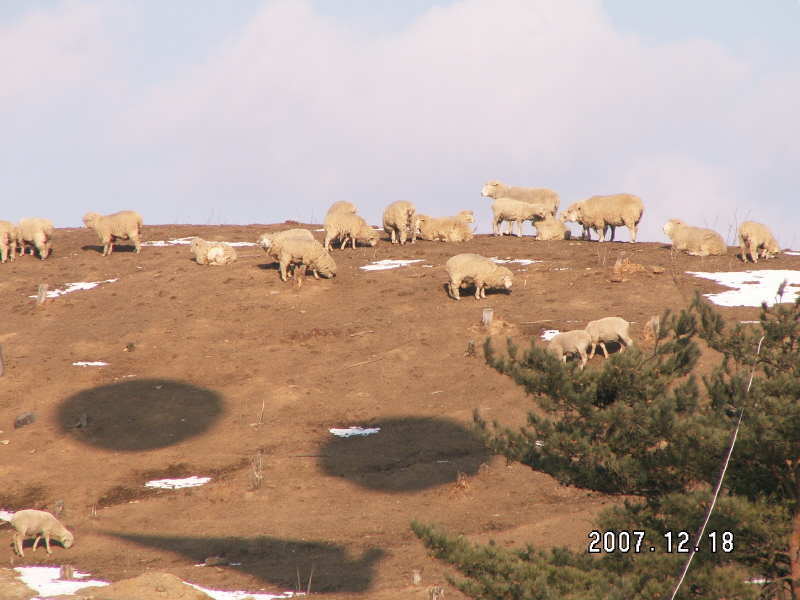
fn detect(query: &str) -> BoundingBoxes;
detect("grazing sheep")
[491,198,548,237]
[445,254,514,300]
[663,219,727,256]
[189,237,238,266]
[16,217,54,259]
[0,220,15,263]
[382,200,417,245]
[82,211,143,256]
[738,221,779,263]
[326,201,358,215]
[455,210,475,223]
[559,194,644,243]
[11,509,73,557]
[548,330,592,369]
[481,180,560,216]
[417,215,474,242]
[323,213,379,251]
[533,214,571,241]
[259,229,319,278]
[585,317,634,360]
[276,238,336,282]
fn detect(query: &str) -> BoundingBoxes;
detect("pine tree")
[414,288,800,599]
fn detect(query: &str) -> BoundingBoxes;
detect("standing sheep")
[323,213,379,251]
[417,215,474,242]
[533,214,571,241]
[584,317,633,360]
[738,221,779,263]
[481,180,560,216]
[663,219,727,256]
[189,237,238,266]
[259,229,318,278]
[326,201,358,215]
[11,509,74,557]
[445,254,514,300]
[0,220,15,263]
[559,194,644,243]
[382,201,417,245]
[548,330,592,369]
[491,199,548,237]
[82,211,143,256]
[276,238,336,283]
[16,217,54,259]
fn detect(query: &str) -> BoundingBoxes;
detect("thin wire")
[668,335,764,600]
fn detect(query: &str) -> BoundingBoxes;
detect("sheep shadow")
[58,379,225,451]
[105,532,384,593]
[440,283,512,299]
[81,244,140,254]
[319,417,492,492]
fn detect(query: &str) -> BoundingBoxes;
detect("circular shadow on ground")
[58,379,225,451]
[319,417,492,493]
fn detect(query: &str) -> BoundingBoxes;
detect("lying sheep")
[16,217,54,259]
[0,220,15,263]
[548,330,592,369]
[189,237,238,266]
[382,200,417,245]
[491,198,548,237]
[323,213,379,251]
[585,317,633,360]
[738,221,779,263]
[663,219,727,256]
[82,211,143,256]
[11,509,73,557]
[277,238,336,282]
[481,180,560,216]
[559,194,644,243]
[446,254,513,300]
[455,210,475,223]
[326,201,358,215]
[417,215,474,242]
[533,214,571,241]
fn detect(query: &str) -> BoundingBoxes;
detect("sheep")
[82,211,143,256]
[276,237,336,283]
[326,201,358,215]
[416,215,474,243]
[663,219,727,256]
[382,200,417,245]
[0,220,15,263]
[11,509,73,557]
[189,237,238,266]
[738,221,779,263]
[547,330,592,369]
[491,198,548,237]
[481,180,560,217]
[259,229,319,278]
[584,317,634,360]
[533,214,571,241]
[445,254,514,300]
[455,210,475,223]
[559,194,644,243]
[323,213,379,251]
[16,217,55,259]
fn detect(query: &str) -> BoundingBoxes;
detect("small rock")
[14,411,38,429]
[125,342,136,352]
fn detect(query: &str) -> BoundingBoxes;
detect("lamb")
[547,330,592,369]
[16,217,55,259]
[533,214,571,241]
[323,213,379,251]
[491,198,548,237]
[189,237,238,266]
[82,211,143,256]
[326,201,358,215]
[0,220,15,263]
[663,219,727,256]
[738,221,779,263]
[445,254,514,300]
[416,215,474,242]
[481,180,560,216]
[11,509,74,557]
[559,194,644,243]
[584,317,634,360]
[276,237,336,282]
[382,200,417,245]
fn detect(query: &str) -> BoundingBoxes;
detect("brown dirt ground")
[0,223,794,599]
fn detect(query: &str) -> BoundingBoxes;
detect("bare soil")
[0,223,791,599]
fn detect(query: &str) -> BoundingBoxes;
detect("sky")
[1,0,799,247]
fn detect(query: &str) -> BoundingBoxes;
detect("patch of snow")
[29,279,117,299]
[541,330,560,341]
[0,510,14,521]
[226,241,258,247]
[145,476,211,489]
[784,251,800,256]
[73,361,108,367]
[15,566,108,599]
[142,237,194,246]
[188,584,296,600]
[688,270,800,307]
[490,257,541,266]
[360,259,423,271]
[330,427,380,437]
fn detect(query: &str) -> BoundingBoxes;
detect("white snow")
[330,427,380,437]
[73,361,109,367]
[29,279,117,299]
[142,237,194,246]
[688,270,800,307]
[145,476,211,489]
[541,330,560,341]
[0,510,14,521]
[360,259,423,271]
[491,257,541,266]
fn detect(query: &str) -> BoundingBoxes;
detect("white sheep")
[584,317,633,360]
[417,215,474,242]
[277,237,337,282]
[16,217,55,259]
[445,254,514,300]
[0,220,15,263]
[663,219,727,256]
[82,211,143,256]
[326,201,358,215]
[189,237,238,266]
[259,229,319,279]
[11,509,74,557]
[548,330,592,369]
[491,198,548,237]
[481,180,560,216]
[382,200,417,245]
[323,213,379,251]
[738,221,779,263]
[559,194,644,243]
[533,214,571,241]
[455,210,475,223]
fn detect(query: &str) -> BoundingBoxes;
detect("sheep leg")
[516,219,523,237]
[579,349,588,369]
[448,280,461,300]
[279,258,290,281]
[749,240,759,264]
[599,341,609,358]
[13,533,24,557]
[607,225,616,242]
[587,343,596,360]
